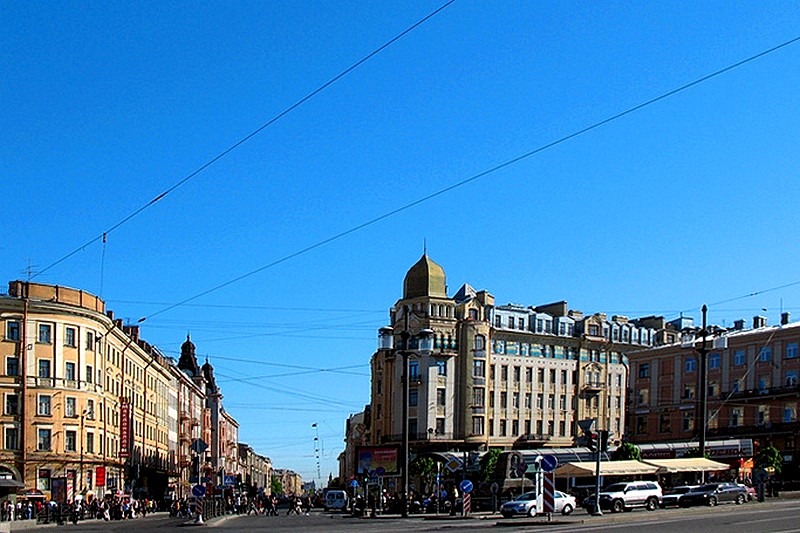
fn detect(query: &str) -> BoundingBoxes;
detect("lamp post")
[378,305,432,519]
[80,409,88,493]
[681,304,727,481]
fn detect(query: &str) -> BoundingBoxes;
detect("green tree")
[754,445,783,474]
[481,449,502,482]
[270,476,283,496]
[410,457,437,492]
[611,442,641,461]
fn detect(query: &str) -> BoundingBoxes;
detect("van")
[324,490,348,511]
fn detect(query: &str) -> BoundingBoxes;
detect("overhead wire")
[30,0,458,280]
[137,35,800,324]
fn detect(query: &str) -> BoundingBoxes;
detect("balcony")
[719,384,800,402]
[582,381,606,393]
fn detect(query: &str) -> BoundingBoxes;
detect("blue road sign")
[459,480,474,494]
[350,479,359,488]
[541,454,558,473]
[192,485,206,498]
[224,475,236,486]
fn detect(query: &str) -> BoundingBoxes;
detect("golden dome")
[403,254,447,299]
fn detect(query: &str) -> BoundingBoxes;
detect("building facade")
[628,313,800,479]
[366,255,655,467]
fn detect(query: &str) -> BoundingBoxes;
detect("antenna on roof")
[423,238,427,255]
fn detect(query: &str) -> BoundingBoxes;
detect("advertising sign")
[96,466,106,487]
[356,446,399,475]
[119,400,131,458]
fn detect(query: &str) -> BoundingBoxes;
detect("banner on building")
[120,399,131,458]
[356,446,399,475]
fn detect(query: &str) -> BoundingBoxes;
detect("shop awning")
[0,479,24,489]
[554,460,659,477]
[643,458,731,473]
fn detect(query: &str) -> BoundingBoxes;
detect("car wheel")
[736,494,745,505]
[645,497,658,511]
[612,499,624,513]
[528,506,536,517]
[561,504,573,516]
[708,496,717,506]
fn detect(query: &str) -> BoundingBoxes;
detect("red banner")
[96,466,106,487]
[120,400,130,458]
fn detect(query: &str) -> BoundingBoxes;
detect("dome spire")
[403,253,447,299]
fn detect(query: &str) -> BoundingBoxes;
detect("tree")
[270,476,283,496]
[611,442,641,461]
[410,457,437,492]
[480,449,502,482]
[754,445,782,474]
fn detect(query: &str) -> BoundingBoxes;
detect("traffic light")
[585,431,598,452]
[599,430,610,452]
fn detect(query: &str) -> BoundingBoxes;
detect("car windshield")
[514,492,537,501]
[693,484,719,492]
[603,483,628,493]
[669,487,693,494]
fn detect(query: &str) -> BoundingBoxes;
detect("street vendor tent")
[642,458,730,473]
[554,460,659,477]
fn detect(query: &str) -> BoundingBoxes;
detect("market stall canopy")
[0,479,24,488]
[554,460,659,477]
[642,458,730,473]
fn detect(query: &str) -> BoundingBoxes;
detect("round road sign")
[460,480,474,494]
[541,454,558,472]
[191,485,206,498]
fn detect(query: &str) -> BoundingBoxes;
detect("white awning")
[554,460,659,477]
[642,458,730,473]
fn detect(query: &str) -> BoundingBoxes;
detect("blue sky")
[2,1,799,483]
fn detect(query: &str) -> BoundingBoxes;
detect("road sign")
[445,457,463,473]
[350,479,359,488]
[541,454,558,473]
[190,439,208,455]
[542,472,555,513]
[459,479,473,494]
[463,492,471,515]
[192,485,206,498]
[224,475,236,486]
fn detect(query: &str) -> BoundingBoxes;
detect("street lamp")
[681,304,727,476]
[378,305,433,518]
[80,408,88,493]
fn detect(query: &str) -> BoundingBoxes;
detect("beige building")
[0,281,175,499]
[238,443,272,494]
[365,256,653,475]
[273,468,302,496]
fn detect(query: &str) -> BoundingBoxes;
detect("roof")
[642,458,730,473]
[554,460,659,477]
[403,254,447,299]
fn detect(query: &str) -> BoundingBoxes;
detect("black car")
[660,486,697,508]
[678,483,748,507]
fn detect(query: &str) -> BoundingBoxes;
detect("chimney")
[753,316,767,329]
[733,319,746,331]
[781,312,791,326]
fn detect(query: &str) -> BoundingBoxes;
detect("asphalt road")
[20,499,800,533]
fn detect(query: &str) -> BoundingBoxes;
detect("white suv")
[586,481,662,513]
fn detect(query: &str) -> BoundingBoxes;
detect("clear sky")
[2,1,799,484]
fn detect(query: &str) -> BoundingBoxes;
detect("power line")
[31,0,458,280]
[106,299,384,313]
[138,35,800,323]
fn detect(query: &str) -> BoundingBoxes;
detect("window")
[730,408,742,427]
[5,321,20,341]
[525,393,532,409]
[65,430,77,452]
[5,394,18,415]
[38,324,52,344]
[685,357,696,373]
[784,404,796,424]
[86,432,94,453]
[37,395,51,416]
[709,353,721,369]
[501,365,508,381]
[4,427,18,450]
[682,412,694,432]
[786,343,799,359]
[512,392,520,409]
[472,360,485,378]
[65,397,76,418]
[64,327,76,347]
[734,350,746,366]
[6,357,19,376]
[786,371,798,387]
[512,419,520,435]
[760,347,772,362]
[659,413,671,433]
[637,388,649,405]
[409,419,417,437]
[434,417,445,435]
[436,360,447,376]
[86,365,93,384]
[85,332,94,350]
[513,366,520,382]
[636,415,648,435]
[472,387,484,407]
[38,360,51,378]
[472,416,484,435]
[525,368,533,382]
[559,395,566,410]
[499,419,507,436]
[408,389,418,407]
[508,317,515,329]
[547,394,555,409]
[500,392,507,408]
[37,429,51,451]
[732,379,740,393]
[408,361,419,381]
[536,394,544,409]
[473,335,485,351]
[682,385,695,399]
[436,388,446,406]
[469,309,478,321]
[65,362,76,382]
[638,363,650,378]
[495,316,501,327]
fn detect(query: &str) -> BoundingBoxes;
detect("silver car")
[500,491,537,518]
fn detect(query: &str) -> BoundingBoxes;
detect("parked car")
[583,481,662,513]
[678,483,748,507]
[554,491,576,515]
[660,486,697,508]
[323,490,349,511]
[500,491,537,518]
